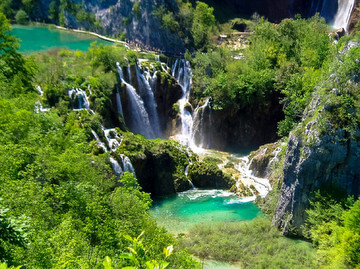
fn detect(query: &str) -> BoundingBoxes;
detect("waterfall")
[333,0,355,31]
[110,157,123,176]
[68,88,90,110]
[172,59,197,149]
[235,155,272,198]
[91,127,137,178]
[104,128,121,151]
[191,98,211,148]
[91,129,108,152]
[135,63,162,138]
[127,65,132,84]
[116,90,124,117]
[36,85,44,96]
[116,62,155,139]
[122,155,136,176]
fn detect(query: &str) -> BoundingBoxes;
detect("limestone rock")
[273,95,360,235]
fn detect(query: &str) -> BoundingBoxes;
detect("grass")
[181,218,316,268]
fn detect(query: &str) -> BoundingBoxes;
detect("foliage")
[0,203,28,264]
[133,2,141,19]
[15,10,28,25]
[182,218,316,268]
[191,1,215,50]
[191,15,332,136]
[303,190,360,268]
[0,13,198,268]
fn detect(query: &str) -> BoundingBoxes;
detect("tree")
[191,1,215,50]
[0,0,13,19]
[15,10,28,25]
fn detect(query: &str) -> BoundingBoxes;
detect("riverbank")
[54,25,130,48]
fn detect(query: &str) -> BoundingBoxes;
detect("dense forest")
[1,0,360,268]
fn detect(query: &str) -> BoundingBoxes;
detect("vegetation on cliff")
[0,13,200,268]
[2,1,360,267]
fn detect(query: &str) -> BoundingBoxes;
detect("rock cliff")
[34,0,185,54]
[191,92,283,151]
[273,43,360,235]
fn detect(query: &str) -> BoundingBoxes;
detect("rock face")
[249,142,283,179]
[34,0,185,54]
[273,94,360,235]
[115,133,192,196]
[200,0,343,23]
[129,149,190,196]
[191,92,283,151]
[348,0,360,32]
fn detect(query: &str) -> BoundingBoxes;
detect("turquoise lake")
[151,189,262,234]
[11,25,113,54]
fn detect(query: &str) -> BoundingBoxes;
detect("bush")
[15,10,28,25]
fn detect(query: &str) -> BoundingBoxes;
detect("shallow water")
[11,24,113,54]
[151,189,262,234]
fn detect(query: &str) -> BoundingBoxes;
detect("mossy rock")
[188,161,233,189]
[115,132,195,196]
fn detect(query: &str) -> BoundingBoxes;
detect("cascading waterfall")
[116,90,124,117]
[307,0,355,31]
[191,98,211,148]
[110,157,123,176]
[91,126,136,177]
[122,156,136,176]
[135,63,162,138]
[68,88,90,110]
[127,65,132,84]
[116,62,155,139]
[91,130,108,152]
[172,59,197,149]
[235,155,272,198]
[333,0,355,31]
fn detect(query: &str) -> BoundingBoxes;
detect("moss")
[250,185,259,196]
[203,156,222,165]
[224,162,235,169]
[237,181,253,197]
[172,103,180,117]
[188,161,233,189]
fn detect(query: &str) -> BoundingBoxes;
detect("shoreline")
[54,25,130,48]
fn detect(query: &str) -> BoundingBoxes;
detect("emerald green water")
[11,25,113,54]
[151,189,261,234]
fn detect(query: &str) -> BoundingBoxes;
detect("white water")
[333,0,355,31]
[91,126,136,177]
[235,155,272,198]
[110,156,123,176]
[116,62,155,139]
[122,156,136,176]
[172,59,202,152]
[116,90,124,117]
[191,98,211,148]
[68,88,90,109]
[104,128,121,151]
[91,129,108,152]
[36,85,44,96]
[135,63,162,138]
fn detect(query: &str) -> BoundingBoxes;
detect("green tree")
[0,0,13,19]
[15,10,28,25]
[191,1,215,50]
